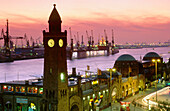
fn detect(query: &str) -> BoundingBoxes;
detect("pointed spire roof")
[48,4,61,23]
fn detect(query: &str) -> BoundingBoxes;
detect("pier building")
[0,4,145,111]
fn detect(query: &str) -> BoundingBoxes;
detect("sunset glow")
[0,0,170,44]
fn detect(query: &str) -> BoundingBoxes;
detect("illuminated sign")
[92,80,98,85]
[100,95,103,99]
[16,98,28,104]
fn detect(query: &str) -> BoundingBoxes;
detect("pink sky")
[0,0,170,45]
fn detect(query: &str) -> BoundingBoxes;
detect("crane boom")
[91,30,94,47]
[104,29,107,41]
[112,29,114,46]
[69,27,72,40]
[0,29,4,40]
[86,30,91,46]
[104,29,108,46]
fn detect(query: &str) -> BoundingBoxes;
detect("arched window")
[5,101,12,111]
[71,105,79,111]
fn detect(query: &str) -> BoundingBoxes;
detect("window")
[50,68,52,74]
[16,86,25,93]
[3,85,13,92]
[71,88,73,92]
[39,88,43,95]
[27,87,37,94]
[60,73,65,82]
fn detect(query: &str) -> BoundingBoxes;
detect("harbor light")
[112,68,116,72]
[152,59,160,102]
[152,59,160,63]
[93,94,95,97]
[88,96,90,99]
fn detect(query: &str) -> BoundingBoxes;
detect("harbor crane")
[24,33,30,47]
[0,20,24,56]
[69,27,73,51]
[69,27,73,45]
[35,37,41,46]
[74,35,76,45]
[104,29,108,46]
[77,32,80,48]
[30,36,35,47]
[81,35,84,46]
[86,30,91,47]
[98,33,100,45]
[112,29,115,47]
[91,30,94,47]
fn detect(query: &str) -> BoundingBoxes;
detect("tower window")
[60,73,65,82]
[50,68,52,74]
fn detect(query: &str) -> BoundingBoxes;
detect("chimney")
[25,80,29,85]
[87,65,90,70]
[72,67,76,77]
[77,75,82,96]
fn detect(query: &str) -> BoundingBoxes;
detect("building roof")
[143,52,160,58]
[98,71,110,79]
[48,4,61,23]
[98,71,121,79]
[116,54,136,61]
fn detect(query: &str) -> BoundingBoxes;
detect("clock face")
[59,39,63,47]
[48,39,55,47]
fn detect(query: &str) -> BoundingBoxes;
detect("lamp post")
[152,59,160,102]
[107,68,116,111]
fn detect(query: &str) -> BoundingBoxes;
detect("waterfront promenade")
[102,83,166,111]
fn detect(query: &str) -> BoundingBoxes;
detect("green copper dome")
[143,52,160,58]
[116,54,136,61]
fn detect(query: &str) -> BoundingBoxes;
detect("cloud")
[63,14,170,43]
[1,12,170,45]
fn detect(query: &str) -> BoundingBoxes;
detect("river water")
[0,47,170,82]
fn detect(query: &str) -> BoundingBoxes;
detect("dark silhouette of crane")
[104,29,108,46]
[0,20,24,57]
[91,30,94,47]
[112,29,115,47]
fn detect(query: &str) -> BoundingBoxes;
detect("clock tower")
[43,4,69,111]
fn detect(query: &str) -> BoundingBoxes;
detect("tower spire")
[48,4,62,33]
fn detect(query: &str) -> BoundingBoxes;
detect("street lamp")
[152,59,160,102]
[107,68,116,111]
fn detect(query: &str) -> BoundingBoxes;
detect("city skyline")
[0,0,170,44]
